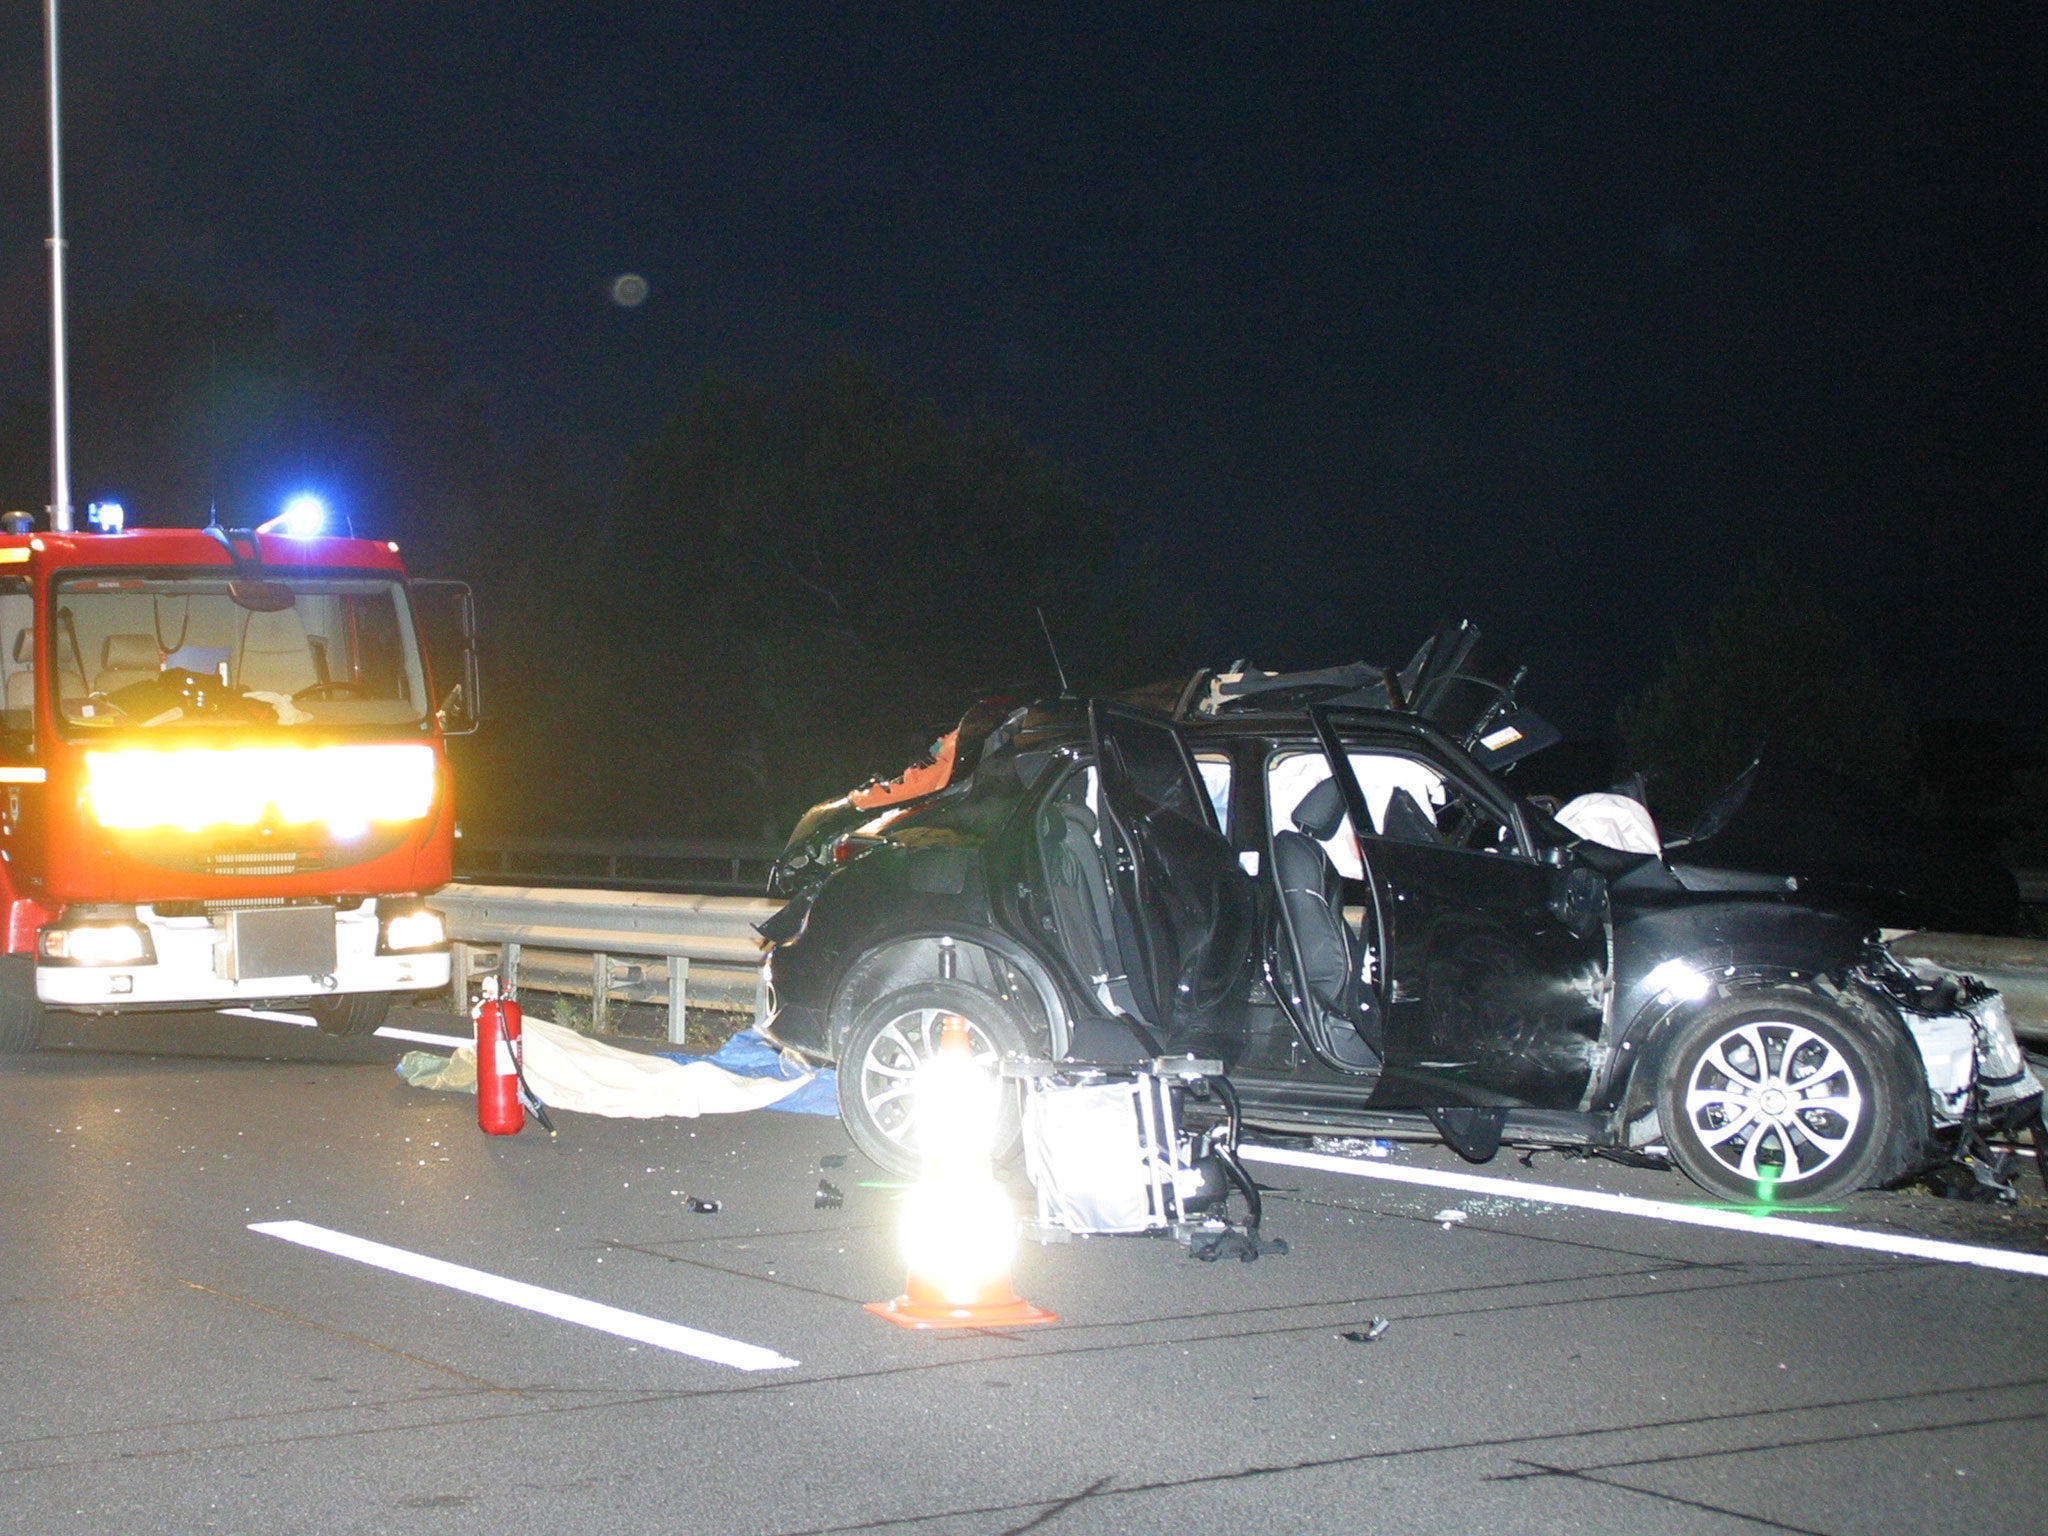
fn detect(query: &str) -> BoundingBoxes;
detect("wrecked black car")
[760,624,2039,1203]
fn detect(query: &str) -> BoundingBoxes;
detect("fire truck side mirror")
[412,580,482,736]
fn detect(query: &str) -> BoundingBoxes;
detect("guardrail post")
[667,956,690,1045]
[450,942,471,1014]
[592,951,610,1033]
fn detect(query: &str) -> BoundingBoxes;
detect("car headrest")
[101,633,159,672]
[11,628,29,663]
[1292,776,1348,840]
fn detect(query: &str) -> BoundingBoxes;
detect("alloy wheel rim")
[1683,1019,1865,1188]
[858,1007,1000,1157]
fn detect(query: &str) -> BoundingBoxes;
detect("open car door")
[1308,707,1608,1113]
[1088,703,1257,1055]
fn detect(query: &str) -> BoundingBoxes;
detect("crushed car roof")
[1125,619,1563,768]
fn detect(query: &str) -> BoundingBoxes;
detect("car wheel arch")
[1612,969,1932,1166]
[825,926,1068,1062]
[1610,967,1813,1124]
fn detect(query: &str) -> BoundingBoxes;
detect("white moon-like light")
[610,273,650,308]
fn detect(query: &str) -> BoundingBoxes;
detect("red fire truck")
[0,506,476,1051]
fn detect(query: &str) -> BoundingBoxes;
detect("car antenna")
[1035,606,1073,696]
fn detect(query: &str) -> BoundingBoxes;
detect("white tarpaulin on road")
[401,1015,813,1118]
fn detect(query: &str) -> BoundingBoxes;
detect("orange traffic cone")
[867,1014,1055,1330]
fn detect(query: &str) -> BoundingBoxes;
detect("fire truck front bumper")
[35,902,451,1011]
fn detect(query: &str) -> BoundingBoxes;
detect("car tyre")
[1657,989,1904,1204]
[308,991,394,1037]
[0,955,45,1054]
[839,980,1029,1179]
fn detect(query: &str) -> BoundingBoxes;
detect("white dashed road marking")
[250,1219,799,1370]
[218,1007,469,1048]
[1242,1144,2048,1279]
[374,1025,471,1048]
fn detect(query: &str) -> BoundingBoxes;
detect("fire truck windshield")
[47,574,430,736]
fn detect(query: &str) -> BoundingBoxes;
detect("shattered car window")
[1100,715,1210,829]
[1417,771,1519,855]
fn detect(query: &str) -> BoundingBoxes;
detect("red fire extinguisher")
[476,986,525,1136]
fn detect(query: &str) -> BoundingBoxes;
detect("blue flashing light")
[86,501,125,534]
[261,494,330,539]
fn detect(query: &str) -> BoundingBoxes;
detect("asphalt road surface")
[7,1006,2048,1535]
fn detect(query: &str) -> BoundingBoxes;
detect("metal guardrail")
[1888,932,2048,1043]
[429,884,783,1042]
[452,835,782,894]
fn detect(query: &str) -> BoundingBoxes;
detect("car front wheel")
[1657,990,1904,1204]
[838,980,1029,1179]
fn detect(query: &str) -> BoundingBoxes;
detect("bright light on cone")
[867,1014,1055,1330]
[899,1182,1019,1306]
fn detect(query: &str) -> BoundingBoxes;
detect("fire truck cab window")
[0,579,31,745]
[50,574,428,736]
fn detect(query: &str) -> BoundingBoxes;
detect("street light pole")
[44,0,72,533]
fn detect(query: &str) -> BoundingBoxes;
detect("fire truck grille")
[149,896,366,919]
[204,851,324,878]
[114,825,401,877]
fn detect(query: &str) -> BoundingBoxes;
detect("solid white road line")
[250,1219,799,1370]
[1241,1144,2048,1280]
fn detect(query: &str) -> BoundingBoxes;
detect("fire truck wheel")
[307,991,394,1037]
[0,956,46,1054]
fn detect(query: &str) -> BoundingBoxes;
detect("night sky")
[2,4,2042,737]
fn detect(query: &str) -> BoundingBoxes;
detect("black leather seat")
[1042,795,1163,1064]
[1270,777,1382,1067]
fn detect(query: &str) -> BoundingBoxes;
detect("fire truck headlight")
[42,921,155,966]
[379,905,447,953]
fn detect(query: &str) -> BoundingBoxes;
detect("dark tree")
[1617,560,1912,829]
[470,358,1184,836]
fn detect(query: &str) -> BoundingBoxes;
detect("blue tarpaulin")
[662,1030,839,1116]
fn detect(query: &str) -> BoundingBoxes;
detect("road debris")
[1434,1208,1467,1228]
[1187,1226,1289,1262]
[1310,1136,1393,1159]
[683,1196,721,1214]
[814,1179,844,1210]
[1338,1316,1391,1344]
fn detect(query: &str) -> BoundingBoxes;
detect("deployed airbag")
[1556,792,1662,856]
